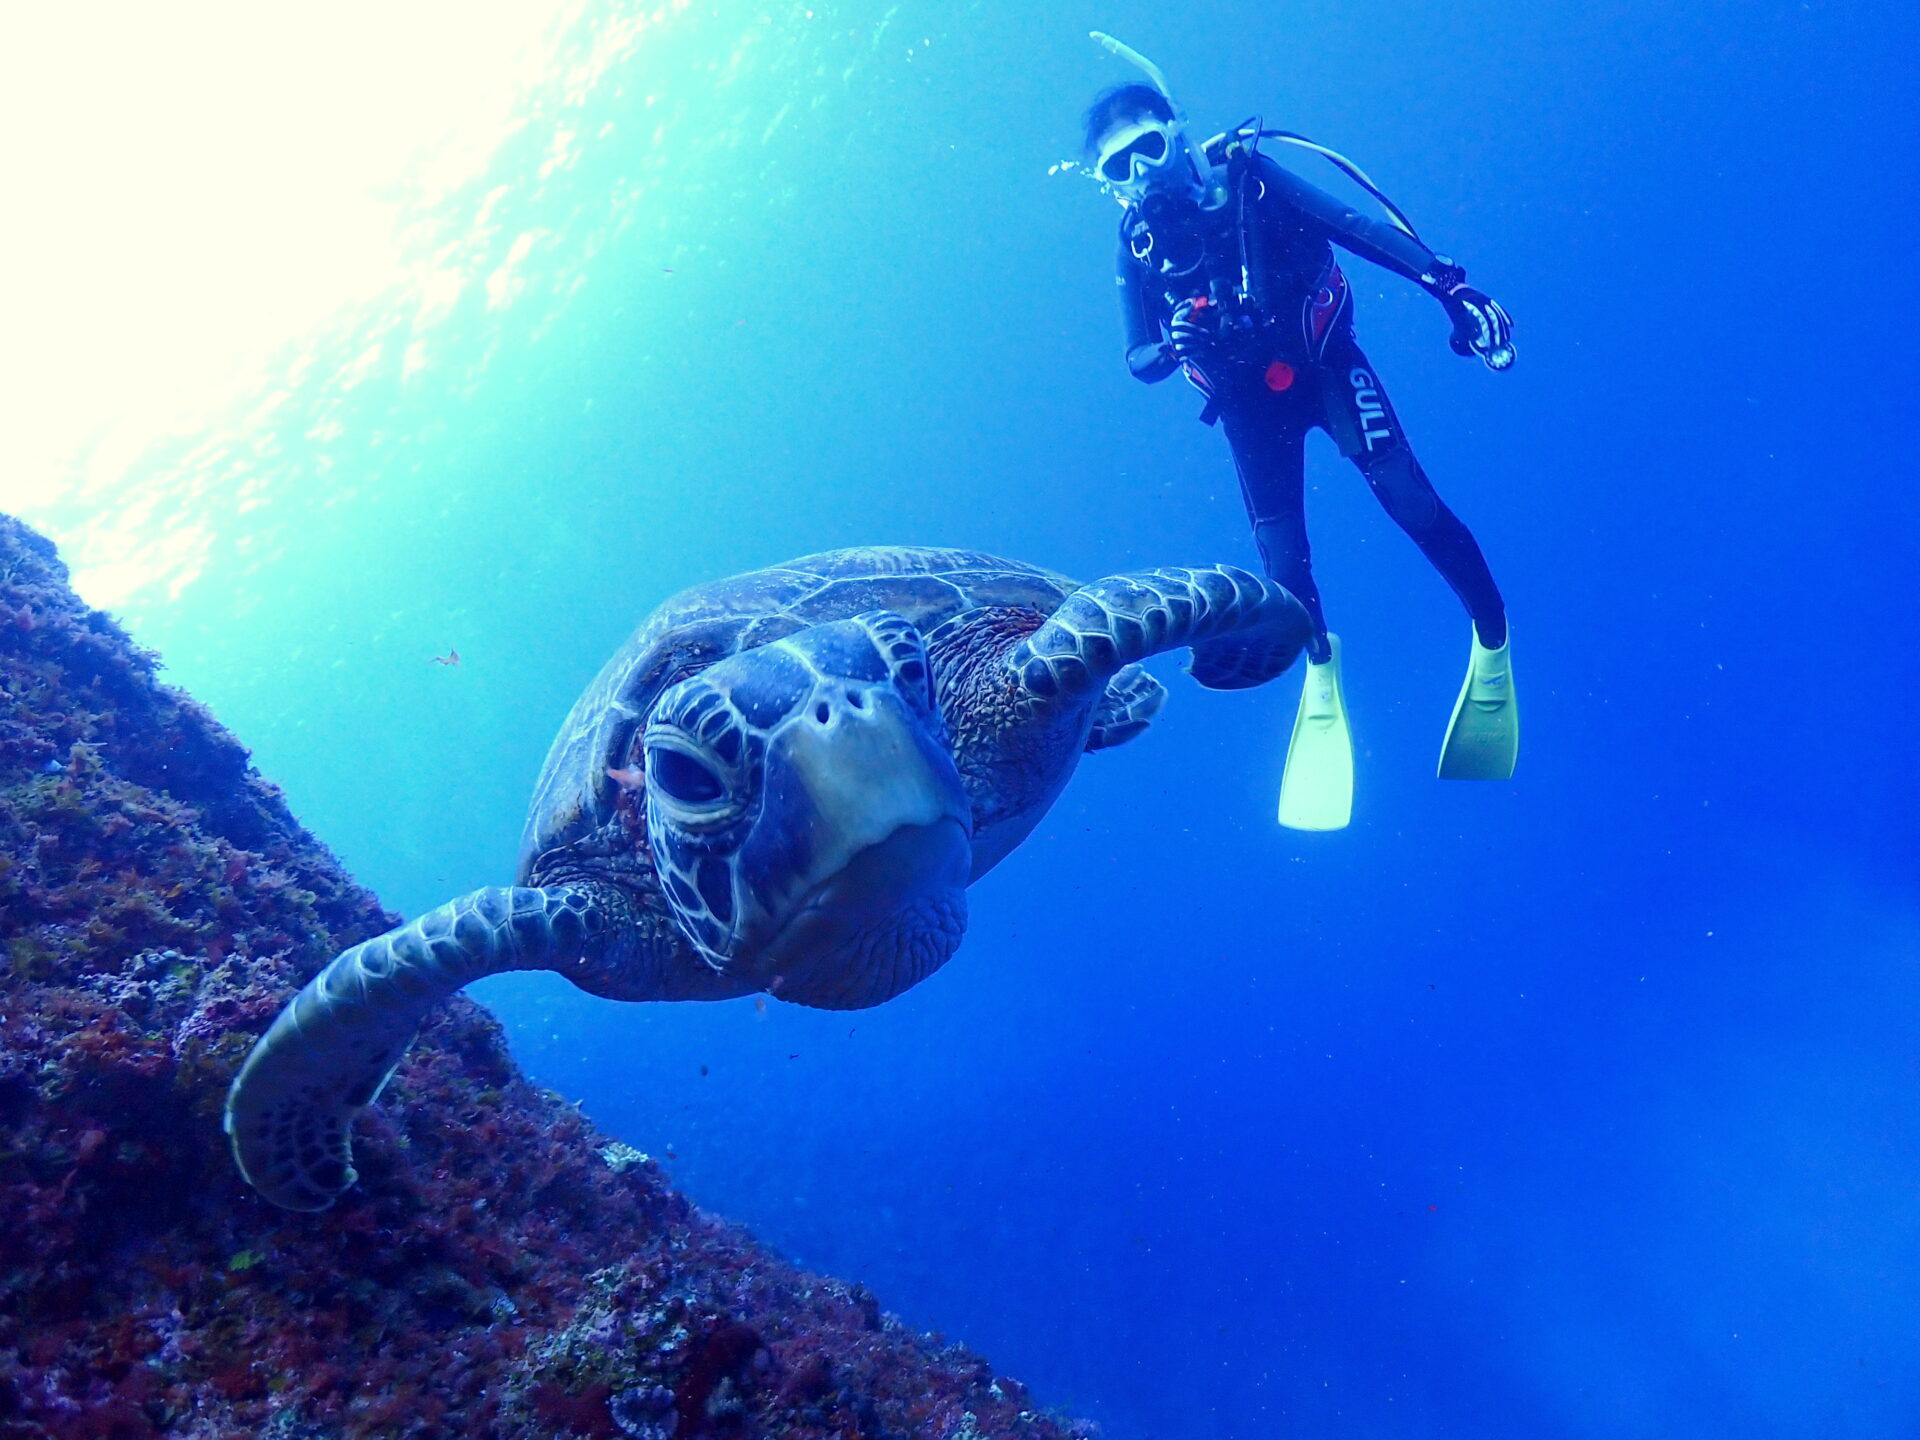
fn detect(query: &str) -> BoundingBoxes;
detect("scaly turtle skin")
[226,547,1309,1210]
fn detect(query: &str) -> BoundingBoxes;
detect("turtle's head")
[642,611,971,1008]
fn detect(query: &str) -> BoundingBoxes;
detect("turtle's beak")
[758,816,971,1009]
[734,683,972,1006]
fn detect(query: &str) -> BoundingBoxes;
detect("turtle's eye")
[650,747,725,805]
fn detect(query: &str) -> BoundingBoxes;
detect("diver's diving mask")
[1096,120,1172,184]
[1092,117,1210,203]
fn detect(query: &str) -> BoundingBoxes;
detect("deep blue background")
[37,2,1919,1435]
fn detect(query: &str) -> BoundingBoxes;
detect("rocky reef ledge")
[0,515,1089,1440]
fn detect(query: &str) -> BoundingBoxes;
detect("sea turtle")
[226,547,1309,1210]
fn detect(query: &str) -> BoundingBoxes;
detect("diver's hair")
[1081,83,1174,159]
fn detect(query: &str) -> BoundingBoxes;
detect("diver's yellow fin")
[1278,634,1353,831]
[1437,629,1518,781]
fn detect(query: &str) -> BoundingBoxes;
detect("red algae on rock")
[0,514,1093,1440]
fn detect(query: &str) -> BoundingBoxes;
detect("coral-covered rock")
[0,514,1091,1440]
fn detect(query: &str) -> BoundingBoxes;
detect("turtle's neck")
[924,605,1094,880]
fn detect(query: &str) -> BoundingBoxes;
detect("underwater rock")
[0,514,1092,1440]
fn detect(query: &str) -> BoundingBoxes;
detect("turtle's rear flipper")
[1086,664,1168,752]
[225,885,607,1210]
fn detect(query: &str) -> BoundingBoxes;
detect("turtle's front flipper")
[1086,663,1168,752]
[1012,565,1311,703]
[226,884,626,1211]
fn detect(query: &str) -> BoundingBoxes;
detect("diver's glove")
[1437,281,1516,371]
[1169,298,1228,367]
[1169,298,1256,393]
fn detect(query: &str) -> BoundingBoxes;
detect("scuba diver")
[1082,33,1518,830]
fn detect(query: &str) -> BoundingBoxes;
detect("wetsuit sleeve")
[1253,156,1439,285]
[1117,238,1178,383]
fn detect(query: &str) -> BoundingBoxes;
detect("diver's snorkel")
[1088,32,1226,210]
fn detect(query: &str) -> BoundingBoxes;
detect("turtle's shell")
[516,547,1075,882]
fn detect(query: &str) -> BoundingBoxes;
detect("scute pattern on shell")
[515,547,1075,882]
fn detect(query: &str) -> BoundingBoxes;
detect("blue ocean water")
[18,1,1919,1435]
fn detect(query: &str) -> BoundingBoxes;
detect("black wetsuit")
[1116,149,1506,657]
